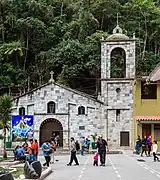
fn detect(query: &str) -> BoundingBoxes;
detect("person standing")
[146,136,152,156]
[42,140,51,167]
[67,137,79,166]
[141,137,147,157]
[93,152,98,166]
[153,140,159,162]
[34,139,39,161]
[80,137,85,156]
[28,139,36,162]
[55,135,60,147]
[50,138,56,164]
[97,135,108,166]
[28,130,33,140]
[86,136,91,152]
[135,135,141,154]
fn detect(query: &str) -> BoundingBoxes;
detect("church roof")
[12,82,103,104]
[147,62,160,82]
[106,22,130,41]
[107,33,130,41]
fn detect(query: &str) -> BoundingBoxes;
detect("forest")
[0,0,160,96]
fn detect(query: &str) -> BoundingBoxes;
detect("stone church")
[11,23,136,149]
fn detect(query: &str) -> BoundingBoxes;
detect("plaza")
[41,151,160,180]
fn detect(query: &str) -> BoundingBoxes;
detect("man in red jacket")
[34,139,39,161]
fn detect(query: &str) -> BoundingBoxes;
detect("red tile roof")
[136,116,160,121]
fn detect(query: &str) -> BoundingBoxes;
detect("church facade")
[11,24,136,149]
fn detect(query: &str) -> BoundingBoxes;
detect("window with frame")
[116,109,120,122]
[78,106,85,115]
[19,107,25,115]
[116,88,121,100]
[79,126,85,130]
[47,101,56,114]
[141,81,157,99]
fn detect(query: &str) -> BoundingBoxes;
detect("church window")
[141,81,157,99]
[47,101,56,114]
[110,48,126,78]
[116,88,121,100]
[19,107,25,116]
[116,109,120,122]
[78,106,85,115]
[79,126,85,130]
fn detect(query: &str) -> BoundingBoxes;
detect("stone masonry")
[100,24,136,148]
[12,83,103,148]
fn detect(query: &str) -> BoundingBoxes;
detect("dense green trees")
[0,94,12,158]
[0,0,160,95]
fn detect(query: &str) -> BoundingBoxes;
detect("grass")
[11,167,24,178]
[0,157,12,162]
[0,167,24,178]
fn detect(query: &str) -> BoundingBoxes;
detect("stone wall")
[11,83,102,148]
[107,109,133,147]
[101,80,134,148]
[100,38,135,148]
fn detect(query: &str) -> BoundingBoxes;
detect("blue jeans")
[26,154,36,162]
[135,144,140,154]
[81,146,85,155]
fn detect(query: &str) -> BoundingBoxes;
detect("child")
[93,152,98,166]
[152,140,159,162]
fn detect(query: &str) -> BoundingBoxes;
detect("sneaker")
[67,164,71,166]
[74,164,79,166]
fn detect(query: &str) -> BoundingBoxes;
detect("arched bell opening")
[110,47,126,78]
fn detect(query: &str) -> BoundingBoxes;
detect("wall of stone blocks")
[107,109,133,148]
[11,83,102,148]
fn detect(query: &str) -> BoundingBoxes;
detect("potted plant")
[6,135,12,149]
[91,133,97,149]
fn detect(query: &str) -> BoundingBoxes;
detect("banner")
[12,115,34,141]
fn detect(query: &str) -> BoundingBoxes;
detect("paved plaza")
[41,151,160,180]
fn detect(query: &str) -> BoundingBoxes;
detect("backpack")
[75,141,80,151]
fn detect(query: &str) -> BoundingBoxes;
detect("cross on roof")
[49,71,55,83]
[117,13,119,26]
[113,13,123,34]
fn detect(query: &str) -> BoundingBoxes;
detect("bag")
[48,149,52,154]
[75,141,80,151]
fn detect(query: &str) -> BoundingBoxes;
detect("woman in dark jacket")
[141,137,147,156]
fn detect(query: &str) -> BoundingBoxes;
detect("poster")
[12,115,34,141]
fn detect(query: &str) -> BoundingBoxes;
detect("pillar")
[151,124,154,140]
[137,123,142,137]
[63,130,69,150]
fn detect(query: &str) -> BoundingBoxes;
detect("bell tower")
[101,18,136,148]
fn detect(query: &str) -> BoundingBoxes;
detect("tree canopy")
[0,0,160,96]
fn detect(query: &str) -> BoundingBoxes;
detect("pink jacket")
[94,153,98,161]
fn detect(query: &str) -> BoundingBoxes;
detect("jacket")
[70,141,76,152]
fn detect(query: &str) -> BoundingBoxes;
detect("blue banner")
[12,115,34,141]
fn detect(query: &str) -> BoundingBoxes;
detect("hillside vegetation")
[0,0,160,95]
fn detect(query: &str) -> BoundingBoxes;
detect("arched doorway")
[40,118,63,147]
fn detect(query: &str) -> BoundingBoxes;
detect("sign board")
[12,115,34,141]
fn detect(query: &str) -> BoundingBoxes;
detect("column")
[151,124,154,140]
[63,130,69,150]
